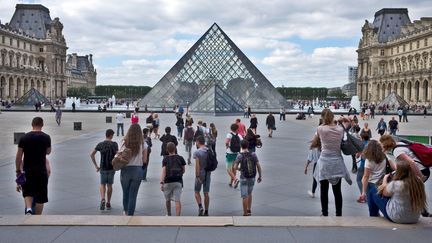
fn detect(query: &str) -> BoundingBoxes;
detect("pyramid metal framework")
[377,91,409,108]
[14,88,50,106]
[139,23,286,113]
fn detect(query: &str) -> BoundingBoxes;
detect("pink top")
[317,125,343,154]
[237,122,247,137]
[131,114,139,124]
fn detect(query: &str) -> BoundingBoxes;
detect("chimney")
[89,54,93,66]
[72,53,77,68]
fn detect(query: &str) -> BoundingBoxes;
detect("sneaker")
[228,183,233,188]
[25,209,33,215]
[100,199,106,210]
[203,210,209,216]
[233,179,240,189]
[106,202,111,210]
[198,208,204,216]
[307,190,315,198]
[351,167,357,174]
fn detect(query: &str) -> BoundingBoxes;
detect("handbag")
[341,128,364,156]
[112,146,132,171]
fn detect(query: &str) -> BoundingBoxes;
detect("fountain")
[350,96,360,111]
[111,95,116,108]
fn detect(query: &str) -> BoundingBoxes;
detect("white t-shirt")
[226,132,243,154]
[116,113,125,124]
[386,180,420,224]
[365,158,386,184]
[393,142,425,170]
[127,143,148,167]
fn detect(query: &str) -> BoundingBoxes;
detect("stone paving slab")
[22,215,131,226]
[128,216,233,226]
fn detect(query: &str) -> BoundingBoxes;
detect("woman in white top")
[370,160,427,224]
[360,140,396,216]
[121,124,148,215]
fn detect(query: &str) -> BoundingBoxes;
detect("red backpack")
[395,143,432,167]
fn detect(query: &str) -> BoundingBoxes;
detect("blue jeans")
[368,186,391,220]
[390,129,397,135]
[120,166,143,215]
[356,167,364,193]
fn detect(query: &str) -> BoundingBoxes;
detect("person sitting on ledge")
[296,112,306,120]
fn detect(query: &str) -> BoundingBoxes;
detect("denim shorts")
[240,178,255,198]
[163,182,182,202]
[100,170,115,185]
[194,172,211,193]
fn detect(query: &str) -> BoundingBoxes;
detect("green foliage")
[95,85,152,99]
[277,87,328,99]
[66,87,92,98]
[328,88,347,99]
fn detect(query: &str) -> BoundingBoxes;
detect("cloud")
[1,0,432,87]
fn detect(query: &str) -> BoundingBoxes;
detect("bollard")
[14,132,26,145]
[126,112,131,118]
[74,122,82,131]
[106,116,112,123]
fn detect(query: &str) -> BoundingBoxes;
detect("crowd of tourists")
[14,109,431,224]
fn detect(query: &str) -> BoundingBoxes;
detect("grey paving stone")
[0,226,68,243]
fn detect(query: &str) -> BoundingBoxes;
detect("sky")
[1,0,432,88]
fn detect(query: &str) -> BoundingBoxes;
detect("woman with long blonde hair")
[370,160,427,223]
[121,124,147,216]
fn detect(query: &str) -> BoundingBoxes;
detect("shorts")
[240,178,255,198]
[163,182,182,201]
[195,172,211,193]
[22,171,48,204]
[100,170,115,185]
[226,153,237,169]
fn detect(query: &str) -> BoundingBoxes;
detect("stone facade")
[66,53,97,94]
[0,4,96,102]
[357,8,432,106]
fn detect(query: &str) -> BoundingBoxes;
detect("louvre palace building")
[0,4,96,102]
[357,8,432,106]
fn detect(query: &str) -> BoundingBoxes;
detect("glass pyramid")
[139,23,287,113]
[14,88,50,106]
[377,91,409,108]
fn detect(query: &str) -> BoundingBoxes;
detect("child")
[356,133,370,203]
[233,139,262,216]
[304,134,321,198]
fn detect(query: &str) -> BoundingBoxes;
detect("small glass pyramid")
[14,88,50,106]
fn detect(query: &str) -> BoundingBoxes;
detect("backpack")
[205,148,218,172]
[112,147,132,171]
[239,152,257,178]
[394,143,432,167]
[194,127,204,141]
[229,133,241,153]
[184,127,194,141]
[165,156,183,181]
[340,128,364,156]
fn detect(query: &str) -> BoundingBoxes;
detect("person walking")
[360,122,372,139]
[142,128,152,181]
[120,124,148,216]
[388,117,399,135]
[233,139,262,216]
[15,117,51,215]
[152,114,160,139]
[55,106,62,126]
[314,109,352,216]
[266,113,276,138]
[209,123,218,152]
[194,136,211,216]
[402,106,409,123]
[183,121,195,165]
[225,123,241,188]
[304,134,321,198]
[244,128,260,153]
[131,111,139,125]
[376,118,387,136]
[423,106,427,118]
[236,119,247,138]
[249,114,258,134]
[397,107,403,122]
[175,113,185,140]
[116,111,125,136]
[160,142,186,216]
[90,129,119,210]
[145,112,154,137]
[369,160,427,224]
[160,126,178,158]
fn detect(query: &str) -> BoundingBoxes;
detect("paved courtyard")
[0,111,431,217]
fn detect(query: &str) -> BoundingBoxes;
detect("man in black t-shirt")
[15,117,51,215]
[90,129,118,210]
[160,142,186,216]
[388,117,399,135]
[160,126,178,157]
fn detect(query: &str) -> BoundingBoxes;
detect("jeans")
[389,128,397,135]
[368,186,391,220]
[120,166,143,215]
[177,127,184,138]
[117,123,124,136]
[356,167,364,193]
[320,179,342,216]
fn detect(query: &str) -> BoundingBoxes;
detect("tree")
[277,87,328,99]
[95,85,152,99]
[67,87,92,98]
[328,88,347,99]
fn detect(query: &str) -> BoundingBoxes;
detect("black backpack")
[165,156,183,181]
[184,127,194,142]
[194,127,204,141]
[205,148,218,172]
[230,133,241,153]
[240,152,257,178]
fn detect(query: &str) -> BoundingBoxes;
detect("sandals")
[233,179,240,189]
